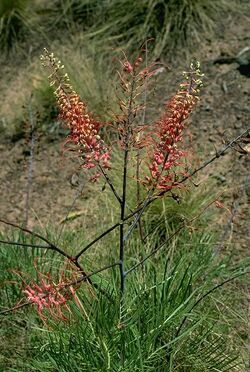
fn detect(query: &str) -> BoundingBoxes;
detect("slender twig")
[158,127,250,196]
[98,163,133,213]
[98,163,123,205]
[0,218,71,259]
[0,240,49,249]
[74,221,122,260]
[119,74,137,300]
[123,152,170,243]
[119,147,128,297]
[0,301,30,315]
[68,261,120,287]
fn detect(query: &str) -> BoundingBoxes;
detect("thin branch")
[69,261,120,286]
[74,221,121,260]
[98,163,122,205]
[0,218,71,260]
[162,127,250,194]
[0,301,30,316]
[0,240,49,249]
[123,152,170,243]
[119,74,136,301]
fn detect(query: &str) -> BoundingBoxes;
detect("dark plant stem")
[119,147,128,298]
[98,163,122,205]
[158,127,250,197]
[136,155,144,241]
[124,152,170,243]
[118,73,137,366]
[0,240,49,249]
[119,74,137,294]
[74,221,121,260]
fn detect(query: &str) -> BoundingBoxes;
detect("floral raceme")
[41,49,110,182]
[146,61,203,191]
[22,262,82,322]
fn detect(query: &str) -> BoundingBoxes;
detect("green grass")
[0,0,241,57]
[0,186,248,370]
[52,0,238,57]
[0,0,33,51]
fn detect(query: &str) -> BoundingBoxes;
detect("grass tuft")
[0,0,32,51]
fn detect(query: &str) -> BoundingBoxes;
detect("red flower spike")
[21,260,83,322]
[41,49,111,180]
[145,61,203,191]
[57,88,110,173]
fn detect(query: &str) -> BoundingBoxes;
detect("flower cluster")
[41,49,110,182]
[146,61,203,191]
[57,88,110,176]
[23,269,80,321]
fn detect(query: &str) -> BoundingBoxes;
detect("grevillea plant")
[0,47,248,350]
[39,48,203,309]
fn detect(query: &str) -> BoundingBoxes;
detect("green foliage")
[51,0,237,57]
[0,0,31,51]
[47,0,103,29]
[0,222,248,370]
[0,0,240,56]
